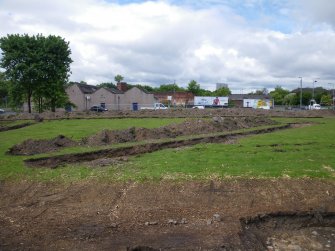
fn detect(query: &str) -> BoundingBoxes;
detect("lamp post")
[312,80,317,100]
[298,77,302,109]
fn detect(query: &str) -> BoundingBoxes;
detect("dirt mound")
[8,135,78,155]
[5,107,335,121]
[85,117,276,146]
[8,117,276,156]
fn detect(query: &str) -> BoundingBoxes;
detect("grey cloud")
[1,0,335,92]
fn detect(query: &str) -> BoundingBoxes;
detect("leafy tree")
[301,92,312,106]
[97,82,117,89]
[114,74,124,83]
[283,93,298,106]
[187,80,201,95]
[251,88,269,95]
[154,83,185,92]
[0,34,72,113]
[198,89,213,96]
[269,86,289,105]
[129,84,155,93]
[0,72,9,107]
[35,35,72,112]
[213,87,231,96]
[320,94,332,106]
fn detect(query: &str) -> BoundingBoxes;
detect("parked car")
[140,103,168,110]
[0,108,5,114]
[90,106,108,112]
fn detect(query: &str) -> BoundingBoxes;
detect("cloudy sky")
[1,0,335,93]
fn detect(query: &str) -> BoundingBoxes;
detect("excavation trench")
[24,124,291,168]
[238,211,335,251]
[0,121,35,132]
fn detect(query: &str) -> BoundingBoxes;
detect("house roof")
[105,87,124,94]
[76,83,98,94]
[128,86,151,94]
[229,94,272,100]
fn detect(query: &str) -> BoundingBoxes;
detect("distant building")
[216,83,228,90]
[65,82,156,111]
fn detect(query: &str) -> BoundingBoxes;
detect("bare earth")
[0,179,334,250]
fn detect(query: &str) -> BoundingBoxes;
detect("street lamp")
[298,77,302,109]
[312,80,318,100]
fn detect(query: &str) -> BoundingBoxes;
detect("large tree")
[0,72,9,107]
[154,83,185,92]
[213,87,231,97]
[269,86,290,105]
[187,80,201,95]
[0,34,72,113]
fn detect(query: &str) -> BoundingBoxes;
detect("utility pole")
[298,77,302,109]
[312,80,317,100]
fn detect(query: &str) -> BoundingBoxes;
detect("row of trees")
[0,34,72,113]
[268,86,333,106]
[96,77,231,97]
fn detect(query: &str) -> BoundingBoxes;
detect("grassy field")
[0,117,334,181]
[127,118,335,180]
[0,118,184,180]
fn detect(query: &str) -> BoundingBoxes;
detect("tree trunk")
[27,94,31,113]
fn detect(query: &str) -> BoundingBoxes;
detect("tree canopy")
[0,34,72,112]
[154,83,185,92]
[269,86,290,105]
[114,74,124,83]
[187,80,201,95]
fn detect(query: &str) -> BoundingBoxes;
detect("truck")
[140,103,168,110]
[193,96,229,108]
[308,99,321,110]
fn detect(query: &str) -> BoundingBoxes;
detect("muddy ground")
[0,179,334,250]
[1,108,335,121]
[9,117,276,156]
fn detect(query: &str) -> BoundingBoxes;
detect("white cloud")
[0,0,335,93]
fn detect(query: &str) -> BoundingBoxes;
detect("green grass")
[122,117,335,180]
[0,117,334,182]
[0,118,184,180]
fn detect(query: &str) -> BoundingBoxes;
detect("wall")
[124,87,156,110]
[66,84,91,111]
[91,88,125,111]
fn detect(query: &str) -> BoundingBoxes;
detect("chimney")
[117,82,128,92]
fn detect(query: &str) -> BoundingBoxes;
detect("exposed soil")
[83,117,276,146]
[2,107,335,122]
[0,179,334,250]
[239,211,335,250]
[9,117,276,156]
[8,135,78,155]
[0,121,35,132]
[24,124,290,168]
